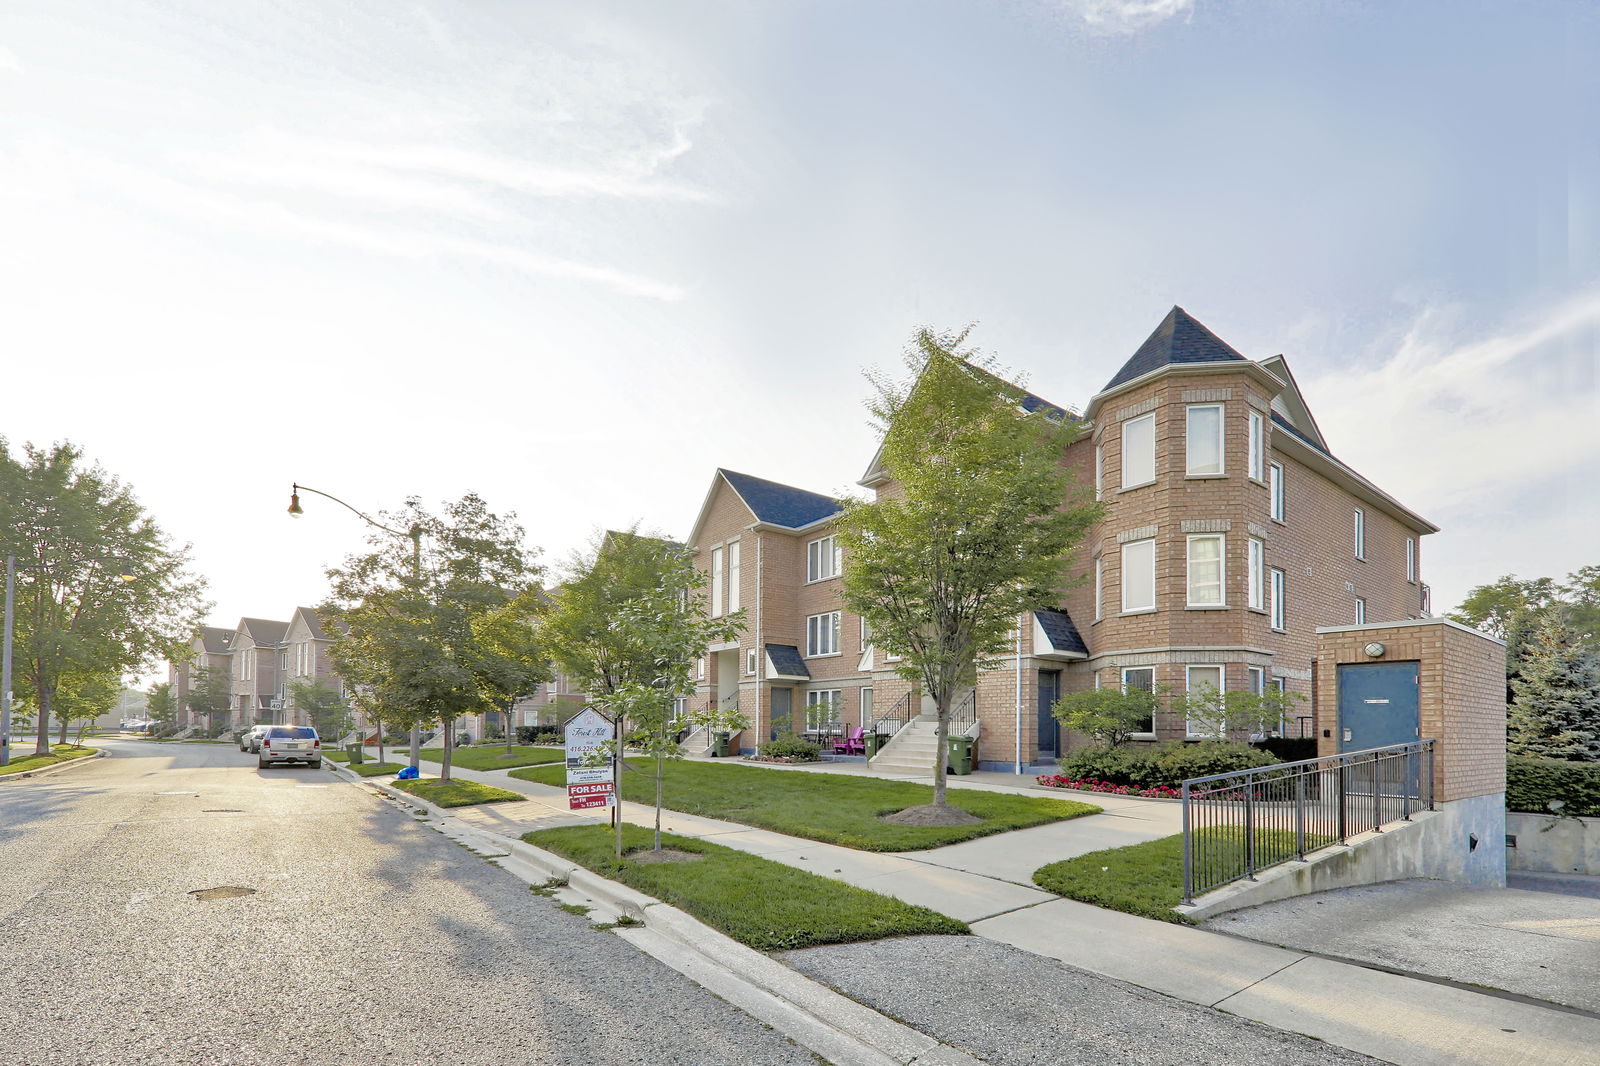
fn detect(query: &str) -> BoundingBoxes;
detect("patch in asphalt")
[201,809,244,813]
[189,886,256,901]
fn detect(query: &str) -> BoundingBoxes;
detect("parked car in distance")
[239,724,272,753]
[257,725,321,769]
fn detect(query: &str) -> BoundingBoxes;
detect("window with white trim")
[671,697,687,725]
[1353,508,1365,560]
[1122,667,1155,733]
[807,535,841,582]
[1185,665,1224,737]
[1122,413,1155,488]
[1355,597,1367,625]
[1094,443,1103,500]
[727,539,741,613]
[1269,568,1286,630]
[1406,536,1416,583]
[1268,676,1290,735]
[1247,410,1264,481]
[860,617,872,647]
[1093,556,1103,622]
[860,688,873,723]
[1269,462,1285,521]
[1186,534,1225,607]
[745,648,757,675]
[695,659,705,681]
[1186,404,1224,476]
[709,547,723,617]
[1247,537,1264,610]
[1248,666,1265,695]
[805,690,842,733]
[1121,538,1156,613]
[806,612,841,657]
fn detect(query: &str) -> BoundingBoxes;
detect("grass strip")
[1033,827,1332,924]
[324,750,351,763]
[391,777,525,807]
[511,759,1098,851]
[0,745,96,777]
[527,823,968,950]
[347,761,408,778]
[415,745,565,771]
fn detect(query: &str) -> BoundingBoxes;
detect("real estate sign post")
[564,708,615,810]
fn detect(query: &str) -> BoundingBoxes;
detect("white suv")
[239,724,272,753]
[257,725,322,769]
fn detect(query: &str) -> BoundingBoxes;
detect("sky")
[2,0,1596,686]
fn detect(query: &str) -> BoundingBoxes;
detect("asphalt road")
[0,739,819,1066]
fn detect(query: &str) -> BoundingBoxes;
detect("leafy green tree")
[322,494,544,782]
[1448,575,1561,639]
[1053,687,1155,748]
[539,528,742,855]
[1507,611,1600,762]
[185,665,234,736]
[286,678,349,738]
[1168,683,1303,741]
[0,441,208,755]
[146,681,175,729]
[54,667,121,744]
[833,328,1099,814]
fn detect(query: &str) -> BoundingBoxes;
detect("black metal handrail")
[1181,739,1435,903]
[870,690,917,737]
[949,688,977,735]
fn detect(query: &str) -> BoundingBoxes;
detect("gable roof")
[1103,306,1248,392]
[289,606,329,640]
[236,617,289,646]
[198,626,234,654]
[1034,608,1088,657]
[764,643,811,680]
[717,469,842,530]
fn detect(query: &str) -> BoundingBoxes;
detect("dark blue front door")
[1338,661,1420,752]
[1037,670,1062,759]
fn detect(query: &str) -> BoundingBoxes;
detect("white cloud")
[1067,0,1195,35]
[0,44,22,75]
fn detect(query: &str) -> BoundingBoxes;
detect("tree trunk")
[441,717,453,782]
[932,694,950,807]
[504,701,514,755]
[376,715,385,767]
[35,687,52,755]
[57,712,68,747]
[653,742,665,851]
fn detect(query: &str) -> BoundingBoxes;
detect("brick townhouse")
[167,626,235,730]
[690,307,1437,771]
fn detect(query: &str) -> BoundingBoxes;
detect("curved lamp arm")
[288,483,416,542]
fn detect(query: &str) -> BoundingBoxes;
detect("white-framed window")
[1093,555,1103,622]
[1186,404,1224,476]
[727,539,741,614]
[1353,508,1365,560]
[1094,443,1104,500]
[1185,665,1224,737]
[671,697,687,725]
[1268,676,1290,735]
[806,611,841,657]
[1122,413,1155,489]
[1121,538,1156,613]
[1269,462,1285,521]
[1406,536,1416,583]
[1248,666,1265,695]
[1122,666,1155,733]
[1355,597,1367,625]
[709,547,723,617]
[807,535,841,582]
[860,687,873,723]
[1247,410,1264,481]
[1269,568,1286,631]
[696,659,705,681]
[745,648,757,675]
[805,690,842,733]
[1186,534,1225,607]
[860,616,872,647]
[1247,537,1264,611]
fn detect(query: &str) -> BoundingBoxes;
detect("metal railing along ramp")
[1181,740,1435,904]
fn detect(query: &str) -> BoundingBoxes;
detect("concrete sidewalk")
[369,750,1600,1066]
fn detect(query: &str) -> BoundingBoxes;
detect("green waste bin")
[712,731,730,758]
[863,731,883,759]
[947,735,974,775]
[345,743,364,764]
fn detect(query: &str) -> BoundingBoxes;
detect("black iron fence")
[1181,740,1435,903]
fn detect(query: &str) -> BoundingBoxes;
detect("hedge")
[1057,742,1277,790]
[1506,755,1600,817]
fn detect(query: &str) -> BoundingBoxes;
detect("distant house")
[229,617,290,728]
[167,626,235,731]
[278,606,345,724]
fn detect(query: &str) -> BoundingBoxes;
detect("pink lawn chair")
[834,726,866,755]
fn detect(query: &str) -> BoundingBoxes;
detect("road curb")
[0,746,107,782]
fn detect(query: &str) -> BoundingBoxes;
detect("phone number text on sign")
[568,781,615,810]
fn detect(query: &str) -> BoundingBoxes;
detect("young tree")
[834,328,1100,817]
[185,665,234,736]
[146,681,175,731]
[539,528,742,855]
[54,667,121,744]
[322,494,544,782]
[1167,684,1304,741]
[1053,687,1156,748]
[286,679,349,738]
[1508,611,1600,761]
[0,441,208,755]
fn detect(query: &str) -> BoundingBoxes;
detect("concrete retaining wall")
[1506,812,1600,875]
[1183,793,1507,919]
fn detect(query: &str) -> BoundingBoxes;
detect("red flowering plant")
[1034,774,1182,799]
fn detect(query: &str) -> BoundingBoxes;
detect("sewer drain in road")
[189,886,256,901]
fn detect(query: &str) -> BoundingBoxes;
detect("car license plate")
[286,743,301,750]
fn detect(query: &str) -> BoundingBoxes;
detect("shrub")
[761,736,821,761]
[1057,746,1153,787]
[1507,755,1600,816]
[1153,741,1276,783]
[1058,741,1276,790]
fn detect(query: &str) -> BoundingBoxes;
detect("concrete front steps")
[868,715,944,775]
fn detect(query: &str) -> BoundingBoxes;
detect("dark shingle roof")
[238,617,289,645]
[764,644,811,679]
[199,626,234,654]
[1103,307,1248,392]
[1270,412,1331,458]
[720,470,842,530]
[1034,609,1088,657]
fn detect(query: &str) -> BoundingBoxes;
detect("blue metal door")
[1337,661,1420,752]
[1037,670,1061,759]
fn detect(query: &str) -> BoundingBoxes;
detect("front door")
[770,688,792,741]
[1037,669,1062,760]
[1337,661,1420,752]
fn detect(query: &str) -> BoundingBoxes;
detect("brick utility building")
[692,307,1437,771]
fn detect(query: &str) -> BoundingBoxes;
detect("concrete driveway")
[1204,879,1600,1014]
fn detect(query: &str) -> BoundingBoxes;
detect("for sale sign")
[564,708,615,810]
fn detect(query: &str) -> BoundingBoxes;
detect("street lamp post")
[1,554,135,766]
[288,483,425,771]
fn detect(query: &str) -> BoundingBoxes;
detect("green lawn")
[324,750,351,763]
[0,745,97,777]
[415,744,565,771]
[527,823,968,951]
[391,777,525,807]
[511,759,1099,851]
[1033,827,1330,924]
[347,760,408,778]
